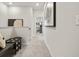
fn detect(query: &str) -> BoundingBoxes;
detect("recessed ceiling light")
[47,3,53,7]
[9,2,13,5]
[36,3,39,6]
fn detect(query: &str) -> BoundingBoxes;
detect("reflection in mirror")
[8,19,23,28]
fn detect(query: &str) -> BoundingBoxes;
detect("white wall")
[0,3,33,43]
[8,6,33,45]
[0,3,13,40]
[14,27,31,45]
[44,2,79,57]
[0,3,8,27]
[8,6,33,27]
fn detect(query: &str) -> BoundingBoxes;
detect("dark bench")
[0,37,22,57]
[0,43,15,57]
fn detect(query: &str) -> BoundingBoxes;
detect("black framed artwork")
[8,19,23,27]
[44,2,56,27]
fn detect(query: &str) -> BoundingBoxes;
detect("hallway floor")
[14,38,51,57]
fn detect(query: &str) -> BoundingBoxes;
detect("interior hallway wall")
[44,2,79,57]
[0,3,8,27]
[8,6,33,27]
[8,6,33,45]
[0,3,13,40]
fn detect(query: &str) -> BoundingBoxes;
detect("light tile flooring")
[14,38,51,57]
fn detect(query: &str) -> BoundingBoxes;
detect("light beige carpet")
[14,39,51,57]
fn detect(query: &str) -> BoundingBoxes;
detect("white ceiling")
[3,2,45,10]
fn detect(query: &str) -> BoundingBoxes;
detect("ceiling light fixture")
[9,2,13,5]
[47,3,53,7]
[36,3,39,6]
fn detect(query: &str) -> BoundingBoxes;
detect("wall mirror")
[8,19,23,28]
[44,2,56,27]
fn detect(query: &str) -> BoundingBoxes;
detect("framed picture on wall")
[8,19,23,27]
[44,2,56,27]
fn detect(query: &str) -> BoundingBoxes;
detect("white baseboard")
[44,40,53,57]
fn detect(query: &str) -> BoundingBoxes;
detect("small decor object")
[44,2,56,27]
[8,19,23,27]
